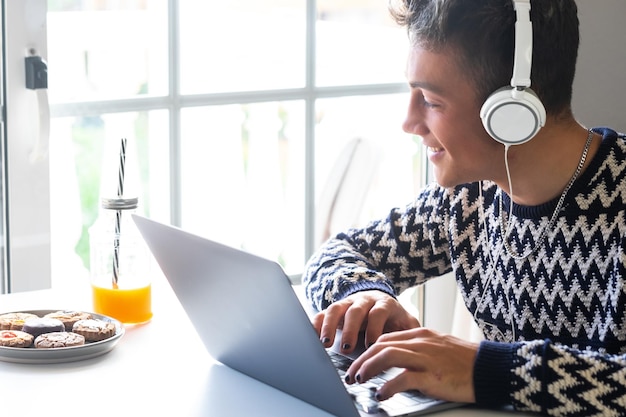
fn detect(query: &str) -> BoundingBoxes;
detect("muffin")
[72,319,116,342]
[34,332,85,349]
[0,330,34,348]
[44,310,93,331]
[0,312,39,330]
[21,317,66,339]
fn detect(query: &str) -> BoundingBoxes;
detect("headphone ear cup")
[480,87,546,146]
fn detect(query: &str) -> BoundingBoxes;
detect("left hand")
[344,327,479,404]
[312,290,421,354]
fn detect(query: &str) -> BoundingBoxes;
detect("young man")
[303,0,626,415]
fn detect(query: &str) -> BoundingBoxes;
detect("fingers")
[312,312,324,338]
[340,297,373,352]
[315,291,422,353]
[317,292,386,353]
[346,343,421,385]
[317,302,347,348]
[376,327,424,343]
[339,293,411,353]
[362,301,389,348]
[375,369,425,401]
[344,328,478,404]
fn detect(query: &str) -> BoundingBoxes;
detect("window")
[4,0,425,291]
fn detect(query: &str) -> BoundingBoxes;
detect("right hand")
[344,327,478,403]
[312,290,421,354]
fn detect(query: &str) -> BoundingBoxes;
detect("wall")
[573,0,626,132]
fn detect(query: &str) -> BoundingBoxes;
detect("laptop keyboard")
[328,351,439,416]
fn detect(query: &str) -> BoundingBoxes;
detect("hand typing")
[345,327,478,404]
[313,290,421,353]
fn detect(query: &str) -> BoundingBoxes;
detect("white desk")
[0,273,528,417]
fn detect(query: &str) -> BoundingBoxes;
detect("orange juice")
[92,282,152,324]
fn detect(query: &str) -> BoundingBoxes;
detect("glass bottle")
[89,197,152,324]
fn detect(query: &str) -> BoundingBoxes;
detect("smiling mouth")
[428,147,444,153]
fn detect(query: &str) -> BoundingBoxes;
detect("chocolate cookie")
[22,317,66,339]
[0,312,39,330]
[72,319,117,342]
[0,330,34,348]
[34,332,85,349]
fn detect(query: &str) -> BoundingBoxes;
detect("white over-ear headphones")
[480,0,546,146]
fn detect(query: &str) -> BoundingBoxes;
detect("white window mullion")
[167,0,182,227]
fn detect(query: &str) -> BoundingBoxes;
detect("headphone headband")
[479,0,546,146]
[511,0,532,89]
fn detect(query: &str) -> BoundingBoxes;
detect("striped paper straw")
[117,138,127,197]
[112,138,127,287]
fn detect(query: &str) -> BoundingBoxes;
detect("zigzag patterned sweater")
[303,127,626,416]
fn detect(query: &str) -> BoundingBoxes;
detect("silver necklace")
[499,129,595,260]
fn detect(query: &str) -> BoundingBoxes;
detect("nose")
[402,94,429,136]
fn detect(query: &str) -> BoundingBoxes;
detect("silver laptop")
[133,215,462,416]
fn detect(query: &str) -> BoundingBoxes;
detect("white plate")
[0,309,124,364]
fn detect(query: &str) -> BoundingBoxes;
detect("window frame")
[48,0,411,284]
[2,0,52,293]
[4,0,417,292]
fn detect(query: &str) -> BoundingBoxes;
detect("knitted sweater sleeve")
[475,339,626,416]
[302,184,453,311]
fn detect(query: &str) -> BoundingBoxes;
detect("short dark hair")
[389,0,579,116]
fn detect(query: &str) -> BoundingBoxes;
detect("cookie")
[72,319,117,342]
[21,317,66,339]
[0,330,34,348]
[0,312,39,330]
[44,310,93,331]
[34,332,85,349]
